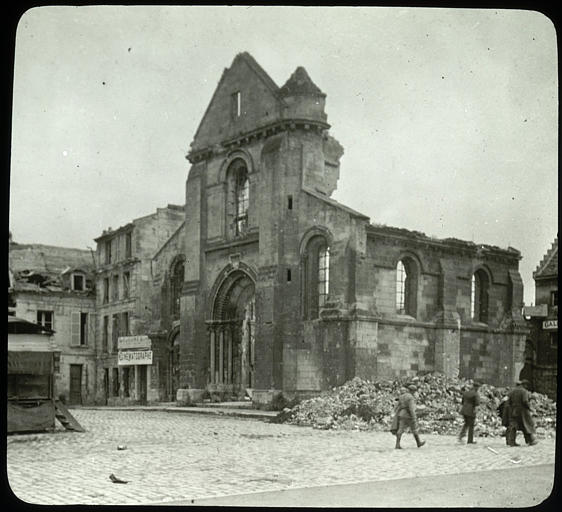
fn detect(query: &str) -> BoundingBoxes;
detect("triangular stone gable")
[190,52,284,153]
[534,237,558,279]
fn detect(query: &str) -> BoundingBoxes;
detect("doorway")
[103,368,109,404]
[209,269,255,396]
[69,364,82,405]
[139,365,147,404]
[168,333,180,401]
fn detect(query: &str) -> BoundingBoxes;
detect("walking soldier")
[506,380,538,446]
[395,384,426,449]
[458,381,481,444]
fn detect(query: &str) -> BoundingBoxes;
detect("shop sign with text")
[118,335,151,350]
[118,350,153,365]
[543,319,558,331]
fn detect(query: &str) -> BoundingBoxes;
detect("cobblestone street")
[7,409,557,506]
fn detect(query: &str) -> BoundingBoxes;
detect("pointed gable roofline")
[533,236,558,279]
[238,52,281,96]
[189,52,283,152]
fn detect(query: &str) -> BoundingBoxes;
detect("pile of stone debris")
[274,373,557,438]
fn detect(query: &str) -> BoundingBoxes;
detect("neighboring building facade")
[522,237,558,399]
[93,204,184,405]
[148,221,186,401]
[7,316,58,433]
[8,235,97,405]
[170,52,528,406]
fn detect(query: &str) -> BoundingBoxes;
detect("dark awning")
[7,316,55,335]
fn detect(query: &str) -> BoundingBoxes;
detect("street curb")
[71,406,278,421]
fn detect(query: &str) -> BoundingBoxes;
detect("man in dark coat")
[458,381,481,444]
[507,380,538,446]
[395,384,426,449]
[498,395,511,445]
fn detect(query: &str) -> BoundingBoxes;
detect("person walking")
[395,384,426,449]
[458,381,481,444]
[498,395,511,445]
[506,379,538,447]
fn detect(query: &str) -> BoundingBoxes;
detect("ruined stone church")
[153,52,528,406]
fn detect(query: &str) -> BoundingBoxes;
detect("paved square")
[6,409,556,505]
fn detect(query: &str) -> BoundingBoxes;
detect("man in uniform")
[395,384,426,449]
[458,381,481,444]
[506,379,538,446]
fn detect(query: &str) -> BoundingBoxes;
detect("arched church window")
[235,169,249,234]
[396,257,418,317]
[471,269,489,323]
[226,159,250,237]
[303,236,330,319]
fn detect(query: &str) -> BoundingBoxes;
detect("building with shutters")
[93,204,184,405]
[522,237,558,399]
[8,233,97,405]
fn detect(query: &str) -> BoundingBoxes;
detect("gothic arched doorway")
[168,331,180,401]
[208,269,255,395]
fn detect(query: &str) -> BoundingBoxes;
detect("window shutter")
[71,311,80,346]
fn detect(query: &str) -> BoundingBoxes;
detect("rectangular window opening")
[112,275,119,302]
[287,268,292,282]
[80,312,88,345]
[125,232,132,259]
[288,195,293,210]
[103,316,109,352]
[103,277,110,304]
[105,240,112,264]
[121,311,129,336]
[37,310,54,330]
[73,274,85,291]
[123,271,130,299]
[231,91,241,119]
[112,315,119,353]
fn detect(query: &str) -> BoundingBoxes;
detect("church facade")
[166,52,528,405]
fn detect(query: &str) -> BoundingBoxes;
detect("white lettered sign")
[118,335,151,350]
[543,320,558,331]
[118,350,153,365]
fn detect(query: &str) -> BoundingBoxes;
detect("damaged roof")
[9,242,95,293]
[367,223,522,257]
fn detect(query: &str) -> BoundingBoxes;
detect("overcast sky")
[9,6,557,304]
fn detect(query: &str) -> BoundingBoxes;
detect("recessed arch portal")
[208,269,256,393]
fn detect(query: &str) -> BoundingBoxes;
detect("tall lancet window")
[395,257,418,317]
[471,270,489,323]
[303,235,330,319]
[318,244,330,308]
[235,169,249,235]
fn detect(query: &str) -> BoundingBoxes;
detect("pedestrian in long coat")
[506,380,538,446]
[498,395,511,445]
[395,384,426,449]
[458,381,481,444]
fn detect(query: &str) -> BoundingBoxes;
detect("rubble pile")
[276,373,557,437]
